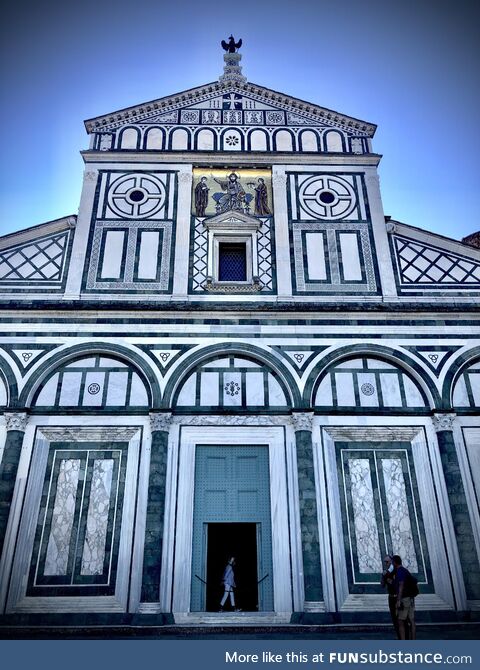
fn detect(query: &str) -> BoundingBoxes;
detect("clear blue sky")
[1,0,478,240]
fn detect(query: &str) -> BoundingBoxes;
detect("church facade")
[0,48,479,627]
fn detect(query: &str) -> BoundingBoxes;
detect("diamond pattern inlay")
[0,232,68,282]
[394,236,480,286]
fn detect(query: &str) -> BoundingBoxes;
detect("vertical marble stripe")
[381,458,418,571]
[81,459,114,575]
[44,459,81,576]
[348,458,382,573]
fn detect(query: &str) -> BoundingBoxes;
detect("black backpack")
[404,571,419,598]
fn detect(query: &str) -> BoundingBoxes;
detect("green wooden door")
[190,445,273,611]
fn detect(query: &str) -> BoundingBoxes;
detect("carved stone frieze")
[432,413,457,432]
[150,412,173,432]
[4,412,28,432]
[38,427,140,442]
[172,415,289,427]
[290,412,314,432]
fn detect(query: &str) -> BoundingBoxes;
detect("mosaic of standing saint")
[192,168,273,218]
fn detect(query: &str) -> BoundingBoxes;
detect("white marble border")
[455,421,480,574]
[2,418,144,614]
[316,418,459,612]
[164,423,302,616]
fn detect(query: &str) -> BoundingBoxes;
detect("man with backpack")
[392,554,418,640]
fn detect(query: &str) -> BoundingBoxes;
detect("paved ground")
[1,623,479,639]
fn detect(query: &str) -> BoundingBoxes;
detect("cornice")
[84,80,376,136]
[81,151,382,167]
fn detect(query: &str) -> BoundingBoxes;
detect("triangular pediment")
[203,209,261,230]
[85,81,376,137]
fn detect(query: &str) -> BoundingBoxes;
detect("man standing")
[381,554,401,639]
[393,554,416,640]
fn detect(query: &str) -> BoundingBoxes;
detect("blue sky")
[0,0,478,240]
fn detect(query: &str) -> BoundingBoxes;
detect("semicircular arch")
[163,342,301,410]
[444,346,480,411]
[305,344,439,410]
[20,341,161,409]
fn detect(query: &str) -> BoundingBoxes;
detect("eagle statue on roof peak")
[221,35,242,53]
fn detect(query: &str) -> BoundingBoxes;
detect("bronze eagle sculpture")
[221,35,242,53]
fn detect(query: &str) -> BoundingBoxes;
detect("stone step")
[175,612,291,626]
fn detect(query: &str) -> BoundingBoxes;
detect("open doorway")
[206,523,258,612]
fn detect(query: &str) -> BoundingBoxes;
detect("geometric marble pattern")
[81,459,114,575]
[191,216,273,292]
[44,459,81,576]
[0,231,69,282]
[381,458,418,571]
[347,458,383,574]
[393,235,480,286]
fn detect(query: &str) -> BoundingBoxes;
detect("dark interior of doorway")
[206,523,258,612]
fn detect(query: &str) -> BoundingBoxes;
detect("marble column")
[291,412,323,602]
[0,412,28,559]
[433,413,480,600]
[141,412,172,602]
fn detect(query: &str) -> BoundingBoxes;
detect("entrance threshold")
[175,612,291,626]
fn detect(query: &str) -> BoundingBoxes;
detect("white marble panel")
[463,429,480,510]
[105,371,128,406]
[200,372,219,405]
[44,458,81,576]
[315,376,333,406]
[81,459,114,575]
[367,360,394,370]
[357,373,379,408]
[100,231,125,279]
[129,373,148,406]
[348,458,382,573]
[275,130,293,151]
[245,372,265,405]
[204,358,230,369]
[137,231,159,279]
[177,373,196,405]
[58,372,82,406]
[36,374,59,406]
[233,358,260,368]
[98,358,127,368]
[223,372,242,407]
[306,233,327,280]
[380,373,403,407]
[300,130,318,151]
[68,358,96,368]
[336,359,362,369]
[82,372,105,406]
[453,376,470,407]
[469,374,480,406]
[403,376,425,407]
[335,373,356,406]
[268,374,287,406]
[381,458,418,571]
[197,129,215,150]
[0,380,7,406]
[171,128,188,150]
[339,233,362,280]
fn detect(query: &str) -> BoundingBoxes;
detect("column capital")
[3,411,28,432]
[149,412,172,433]
[291,412,314,433]
[432,413,457,432]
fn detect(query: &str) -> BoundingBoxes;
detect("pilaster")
[141,412,172,602]
[0,412,28,559]
[433,413,480,601]
[291,412,322,603]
